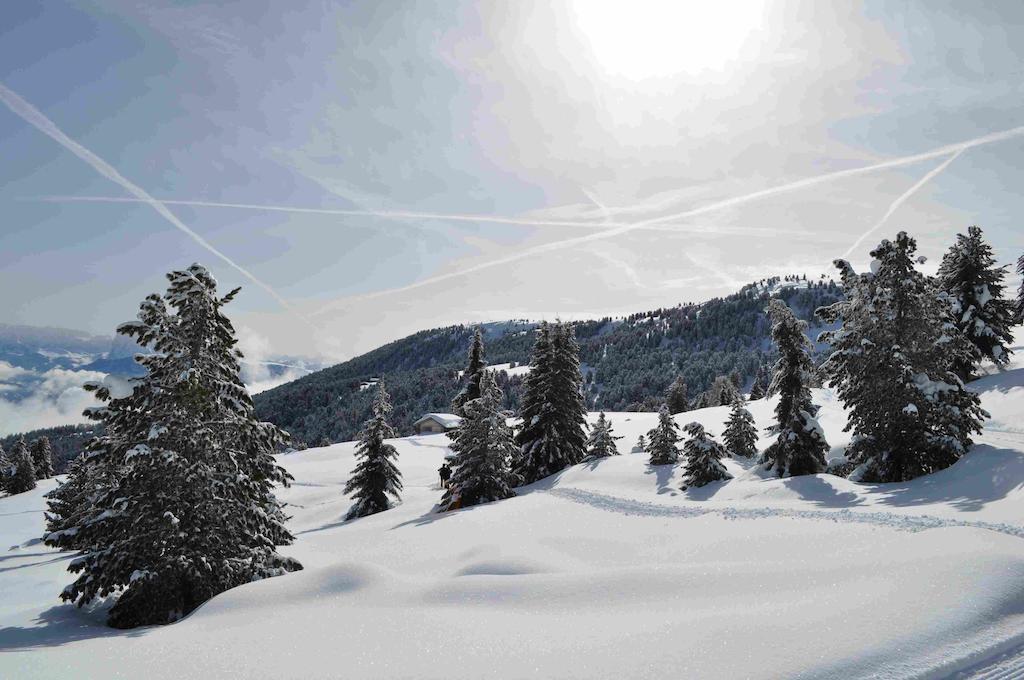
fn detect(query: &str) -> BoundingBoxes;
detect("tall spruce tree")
[31,436,54,479]
[583,412,622,461]
[515,322,588,484]
[440,373,517,511]
[818,233,986,482]
[451,327,487,417]
[723,397,758,458]
[937,225,1015,379]
[681,422,732,489]
[345,382,403,519]
[44,264,300,629]
[665,375,689,414]
[7,437,36,494]
[761,299,829,477]
[647,406,681,465]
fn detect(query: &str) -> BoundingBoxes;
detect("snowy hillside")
[3,331,1024,678]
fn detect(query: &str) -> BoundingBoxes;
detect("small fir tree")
[583,412,622,461]
[345,382,403,519]
[749,364,768,400]
[44,454,101,549]
[30,436,54,479]
[440,373,517,511]
[7,437,36,495]
[818,233,986,482]
[681,422,732,489]
[665,375,689,414]
[723,397,758,458]
[633,434,647,453]
[451,327,487,417]
[647,406,680,465]
[762,299,829,477]
[937,225,1015,379]
[515,322,588,484]
[45,264,300,629]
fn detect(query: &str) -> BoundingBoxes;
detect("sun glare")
[568,0,766,81]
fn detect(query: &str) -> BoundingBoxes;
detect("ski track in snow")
[546,487,1024,539]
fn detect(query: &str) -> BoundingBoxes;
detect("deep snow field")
[3,331,1024,679]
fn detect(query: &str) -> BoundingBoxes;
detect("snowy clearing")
[2,332,1024,678]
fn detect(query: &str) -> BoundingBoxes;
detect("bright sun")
[568,0,766,81]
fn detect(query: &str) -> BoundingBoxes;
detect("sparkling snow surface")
[2,331,1024,679]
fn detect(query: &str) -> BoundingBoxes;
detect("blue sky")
[2,1,1023,360]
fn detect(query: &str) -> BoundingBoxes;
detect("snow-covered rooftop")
[412,413,463,429]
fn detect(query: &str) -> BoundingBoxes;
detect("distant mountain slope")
[254,276,842,446]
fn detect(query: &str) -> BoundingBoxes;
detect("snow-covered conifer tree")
[451,327,487,417]
[1017,252,1024,323]
[440,373,517,511]
[583,412,622,461]
[681,422,732,489]
[515,322,587,484]
[633,434,647,454]
[723,397,758,458]
[818,233,986,482]
[30,436,54,479]
[0,443,10,490]
[7,437,36,494]
[45,264,300,629]
[647,406,680,465]
[345,382,402,519]
[748,364,768,400]
[761,299,828,477]
[44,454,101,549]
[665,375,689,414]
[937,225,1015,379]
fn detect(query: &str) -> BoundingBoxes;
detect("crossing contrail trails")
[311,123,1024,313]
[840,148,966,260]
[30,194,818,238]
[0,81,312,327]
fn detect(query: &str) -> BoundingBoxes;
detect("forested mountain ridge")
[253,276,842,446]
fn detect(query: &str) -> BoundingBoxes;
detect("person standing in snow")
[438,462,452,489]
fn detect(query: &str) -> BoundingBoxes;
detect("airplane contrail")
[30,194,819,238]
[0,81,312,327]
[313,122,1024,313]
[840,148,966,260]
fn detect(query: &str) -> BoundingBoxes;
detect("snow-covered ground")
[3,332,1024,679]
